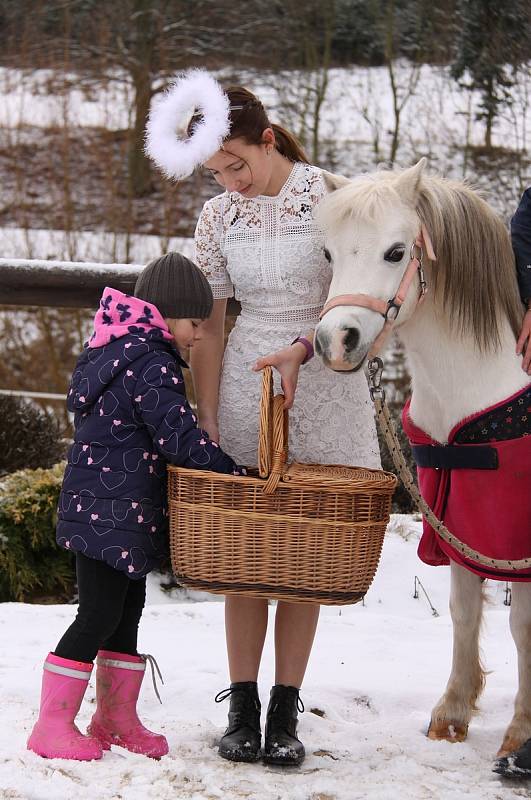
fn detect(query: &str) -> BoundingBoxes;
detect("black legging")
[54,552,146,664]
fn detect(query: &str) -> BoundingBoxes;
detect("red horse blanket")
[402,384,531,581]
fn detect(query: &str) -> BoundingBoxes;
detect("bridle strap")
[320,293,389,318]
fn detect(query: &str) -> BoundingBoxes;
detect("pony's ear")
[321,169,350,193]
[395,158,427,207]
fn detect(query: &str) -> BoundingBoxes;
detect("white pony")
[314,159,531,764]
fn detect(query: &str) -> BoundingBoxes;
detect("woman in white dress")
[189,87,381,766]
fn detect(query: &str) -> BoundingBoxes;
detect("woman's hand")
[516,307,531,375]
[252,342,307,409]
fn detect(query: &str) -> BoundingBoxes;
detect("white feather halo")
[145,69,231,180]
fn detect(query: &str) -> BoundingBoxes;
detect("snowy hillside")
[1,64,529,153]
[0,515,525,800]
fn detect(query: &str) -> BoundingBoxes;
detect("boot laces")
[214,685,260,733]
[214,686,236,704]
[140,653,164,704]
[214,685,259,706]
[270,690,304,732]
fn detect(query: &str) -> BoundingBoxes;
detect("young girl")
[27,252,244,762]
[187,87,381,765]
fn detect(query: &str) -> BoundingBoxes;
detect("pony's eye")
[323,248,332,263]
[384,245,405,263]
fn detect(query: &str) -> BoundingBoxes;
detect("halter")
[319,230,429,357]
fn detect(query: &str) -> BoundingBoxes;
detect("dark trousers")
[54,552,146,664]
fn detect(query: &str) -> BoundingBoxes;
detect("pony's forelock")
[317,172,404,233]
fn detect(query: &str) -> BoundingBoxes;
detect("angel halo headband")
[145,69,247,181]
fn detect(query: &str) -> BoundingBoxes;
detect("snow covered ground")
[0,515,527,800]
[1,64,529,153]
[0,226,194,264]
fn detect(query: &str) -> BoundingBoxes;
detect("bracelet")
[291,335,314,365]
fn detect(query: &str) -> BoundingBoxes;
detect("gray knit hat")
[134,252,213,319]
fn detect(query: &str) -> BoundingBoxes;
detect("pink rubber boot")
[87,650,168,758]
[27,653,103,760]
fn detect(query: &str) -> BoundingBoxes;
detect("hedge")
[0,463,75,602]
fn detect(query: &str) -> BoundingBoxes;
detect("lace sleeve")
[194,196,234,299]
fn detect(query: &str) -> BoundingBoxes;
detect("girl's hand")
[252,342,307,409]
[516,307,531,375]
[199,419,220,443]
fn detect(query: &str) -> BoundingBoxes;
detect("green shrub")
[0,463,75,602]
[0,395,67,476]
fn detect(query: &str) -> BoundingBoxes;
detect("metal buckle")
[384,300,400,321]
[368,356,386,400]
[411,241,427,296]
[418,262,427,295]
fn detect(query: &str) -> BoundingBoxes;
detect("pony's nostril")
[343,327,360,353]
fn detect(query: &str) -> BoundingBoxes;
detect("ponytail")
[271,123,310,164]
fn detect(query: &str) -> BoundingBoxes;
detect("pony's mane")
[317,170,524,351]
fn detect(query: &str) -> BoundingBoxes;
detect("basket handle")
[258,366,273,478]
[257,366,288,494]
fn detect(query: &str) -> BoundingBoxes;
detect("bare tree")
[383,0,422,165]
[269,0,337,164]
[1,0,287,196]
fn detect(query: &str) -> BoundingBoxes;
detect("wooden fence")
[0,258,240,313]
[0,258,240,402]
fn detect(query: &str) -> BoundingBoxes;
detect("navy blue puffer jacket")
[56,287,243,578]
[512,187,531,303]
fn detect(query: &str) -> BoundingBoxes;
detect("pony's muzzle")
[315,324,364,371]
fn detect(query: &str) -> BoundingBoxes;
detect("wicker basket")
[168,367,397,605]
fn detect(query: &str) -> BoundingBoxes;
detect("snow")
[0,515,526,800]
[0,227,194,264]
[1,63,529,152]
[0,68,134,131]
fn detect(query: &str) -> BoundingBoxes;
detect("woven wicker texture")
[169,367,397,604]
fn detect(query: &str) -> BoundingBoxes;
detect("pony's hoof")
[427,720,468,742]
[497,736,526,758]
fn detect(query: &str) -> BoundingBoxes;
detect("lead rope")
[368,357,531,572]
[140,653,164,704]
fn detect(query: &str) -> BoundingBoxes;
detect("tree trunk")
[485,108,493,149]
[385,0,400,166]
[128,68,153,197]
[484,75,494,149]
[310,1,334,163]
[389,104,401,166]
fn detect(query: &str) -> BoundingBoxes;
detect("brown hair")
[188,86,309,164]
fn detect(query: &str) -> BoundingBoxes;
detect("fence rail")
[0,257,240,403]
[0,389,66,401]
[0,258,240,313]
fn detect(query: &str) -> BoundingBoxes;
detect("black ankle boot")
[215,682,261,762]
[263,684,305,766]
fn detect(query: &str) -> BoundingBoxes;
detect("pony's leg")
[428,561,486,742]
[498,582,531,757]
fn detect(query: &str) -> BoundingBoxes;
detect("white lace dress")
[194,161,381,469]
